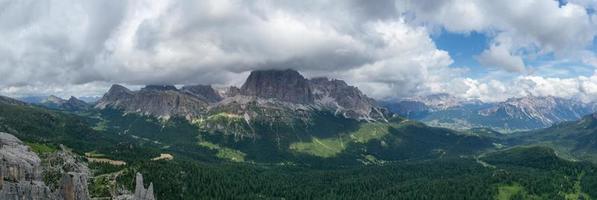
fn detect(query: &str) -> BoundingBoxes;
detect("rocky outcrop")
[181,85,222,103]
[0,132,90,200]
[96,85,209,119]
[133,173,155,200]
[142,85,177,91]
[59,172,89,200]
[221,86,241,98]
[310,77,387,120]
[43,145,91,200]
[100,84,135,103]
[240,69,314,104]
[0,132,55,199]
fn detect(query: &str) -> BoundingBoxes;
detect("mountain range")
[86,69,491,163]
[22,71,596,133]
[95,69,388,122]
[5,69,597,199]
[384,94,597,132]
[1,69,494,164]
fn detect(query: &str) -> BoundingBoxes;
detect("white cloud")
[0,0,596,103]
[567,0,597,10]
[401,0,597,69]
[476,38,526,72]
[441,71,597,103]
[340,20,457,100]
[0,0,450,99]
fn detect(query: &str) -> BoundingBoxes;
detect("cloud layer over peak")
[1,0,596,103]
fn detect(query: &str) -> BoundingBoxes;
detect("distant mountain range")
[32,95,91,111]
[19,95,100,104]
[383,94,597,132]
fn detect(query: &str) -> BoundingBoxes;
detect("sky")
[1,0,597,102]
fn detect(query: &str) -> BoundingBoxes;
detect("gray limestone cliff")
[133,173,155,200]
[240,69,314,104]
[95,70,389,122]
[96,84,209,119]
[310,77,387,121]
[181,85,222,103]
[0,132,54,199]
[0,132,90,200]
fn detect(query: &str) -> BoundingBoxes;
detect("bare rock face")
[240,69,314,104]
[310,77,387,121]
[133,173,155,200]
[0,132,54,199]
[96,84,209,119]
[221,86,241,98]
[479,96,595,129]
[181,85,222,103]
[44,145,91,200]
[0,132,42,182]
[100,84,135,103]
[43,95,67,105]
[62,97,90,111]
[0,132,90,200]
[59,172,89,200]
[142,85,177,91]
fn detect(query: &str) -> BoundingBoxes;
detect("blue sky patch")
[433,30,490,77]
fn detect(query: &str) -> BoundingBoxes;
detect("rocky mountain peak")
[66,96,86,104]
[142,85,178,91]
[108,84,131,92]
[95,69,388,121]
[404,93,477,110]
[309,77,385,120]
[44,95,66,104]
[478,95,596,129]
[97,85,134,106]
[240,69,313,104]
[62,96,90,111]
[105,84,133,98]
[96,84,209,118]
[492,96,585,113]
[181,85,222,103]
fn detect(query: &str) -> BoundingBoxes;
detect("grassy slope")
[496,184,524,200]
[505,114,597,163]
